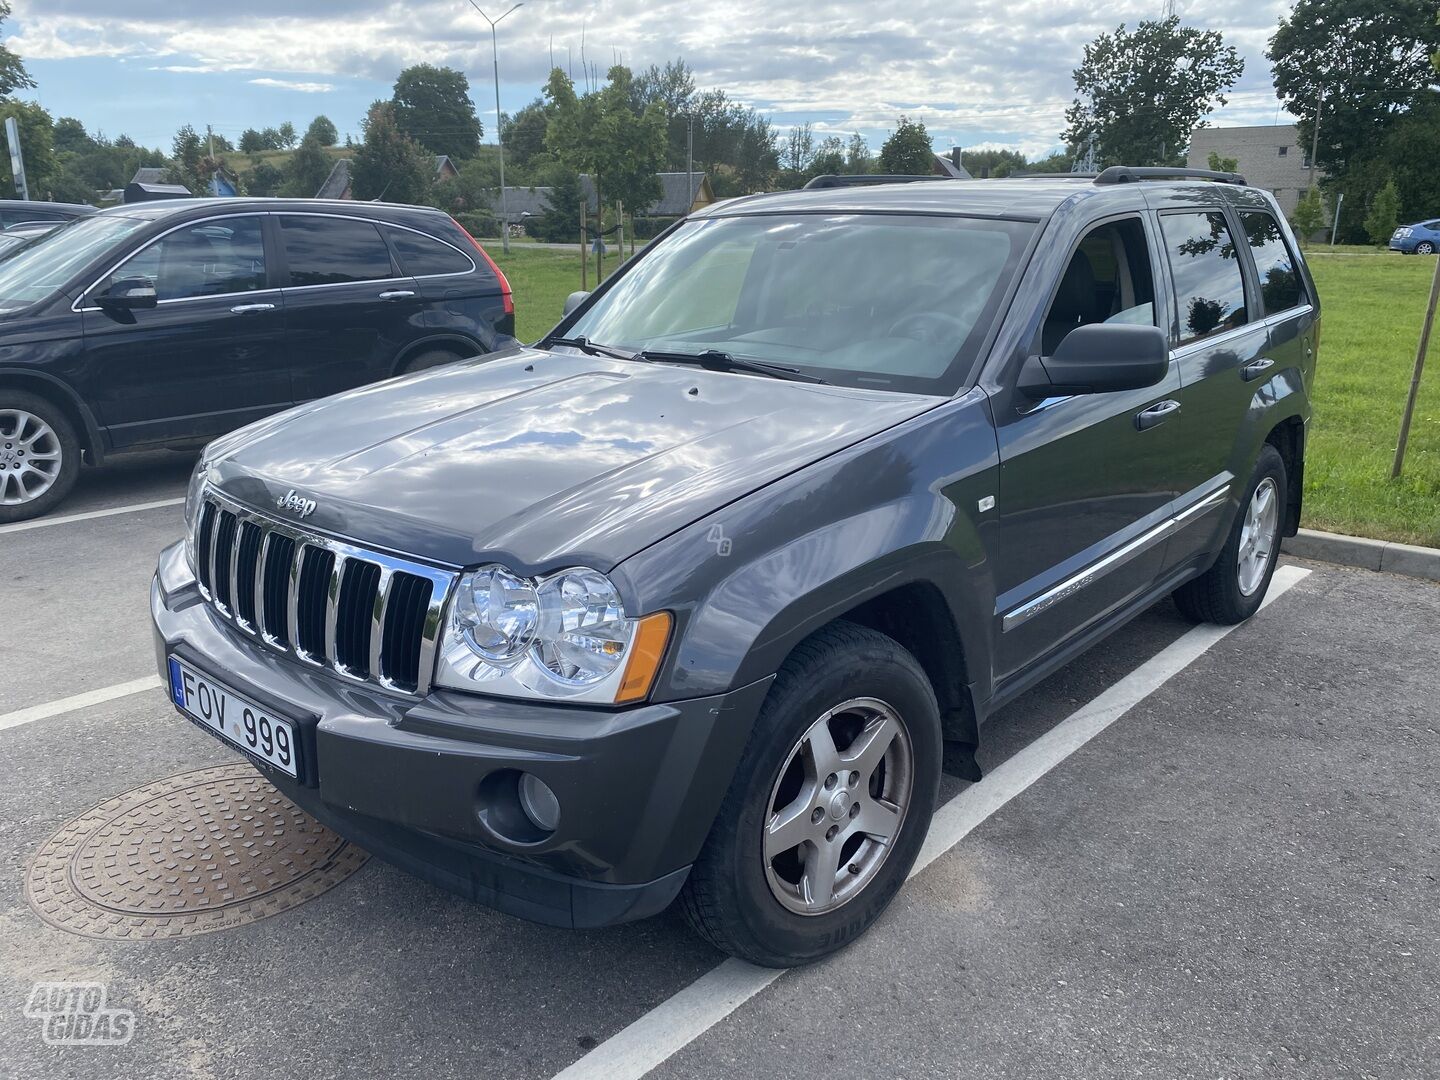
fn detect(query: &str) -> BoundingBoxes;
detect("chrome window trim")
[194,487,457,696]
[1001,479,1231,632]
[72,211,273,314]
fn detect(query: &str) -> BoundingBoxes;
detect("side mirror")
[563,290,591,317]
[1018,323,1169,398]
[96,278,158,310]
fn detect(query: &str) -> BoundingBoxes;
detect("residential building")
[1186,124,1322,216]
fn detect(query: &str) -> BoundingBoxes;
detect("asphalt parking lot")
[2,454,1437,1080]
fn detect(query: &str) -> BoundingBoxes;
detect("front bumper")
[151,541,772,928]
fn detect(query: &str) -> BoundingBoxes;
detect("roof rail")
[801,174,949,190]
[1005,172,1097,180]
[1093,166,1247,186]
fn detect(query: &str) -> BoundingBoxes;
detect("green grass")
[1304,250,1440,546]
[489,243,1440,547]
[489,246,623,341]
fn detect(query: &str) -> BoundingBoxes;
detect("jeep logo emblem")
[276,489,317,518]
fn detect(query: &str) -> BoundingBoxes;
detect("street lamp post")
[468,0,523,254]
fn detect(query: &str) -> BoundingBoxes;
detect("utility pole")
[4,116,27,200]
[579,201,587,290]
[686,113,694,213]
[1392,256,1440,479]
[1308,88,1323,186]
[206,124,218,196]
[468,1,524,254]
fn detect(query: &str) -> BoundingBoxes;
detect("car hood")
[208,348,942,570]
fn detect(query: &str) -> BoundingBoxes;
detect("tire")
[1173,443,1286,625]
[0,390,81,524]
[401,348,469,375]
[679,621,942,967]
[1417,241,1436,255]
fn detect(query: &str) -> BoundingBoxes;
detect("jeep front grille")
[193,491,455,695]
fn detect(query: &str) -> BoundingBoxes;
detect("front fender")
[614,390,1001,707]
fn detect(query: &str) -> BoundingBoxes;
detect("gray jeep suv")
[151,167,1317,967]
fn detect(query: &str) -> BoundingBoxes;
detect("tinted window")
[565,213,1035,394]
[1160,211,1248,345]
[280,215,393,286]
[104,217,267,301]
[1240,211,1304,314]
[1042,218,1156,354]
[388,227,473,276]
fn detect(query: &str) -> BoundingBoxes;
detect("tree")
[283,134,334,197]
[1063,16,1243,167]
[259,127,283,151]
[239,128,266,154]
[963,147,1028,177]
[0,1,32,97]
[169,124,205,192]
[247,159,285,197]
[845,133,873,173]
[305,115,338,147]
[502,100,551,172]
[1291,187,1326,242]
[1268,0,1440,176]
[276,121,297,150]
[1363,177,1402,244]
[392,64,482,160]
[878,116,934,174]
[780,122,815,180]
[352,100,434,203]
[53,117,90,156]
[810,135,846,177]
[530,167,585,242]
[1207,150,1239,173]
[0,99,54,198]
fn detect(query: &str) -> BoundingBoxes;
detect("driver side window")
[1042,218,1157,355]
[102,217,267,302]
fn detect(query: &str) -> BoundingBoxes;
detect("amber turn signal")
[614,611,673,704]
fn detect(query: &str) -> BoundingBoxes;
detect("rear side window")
[2,210,64,228]
[1160,211,1248,346]
[387,227,473,276]
[280,215,394,286]
[1240,211,1305,314]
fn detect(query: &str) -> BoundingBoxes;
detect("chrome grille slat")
[192,490,456,696]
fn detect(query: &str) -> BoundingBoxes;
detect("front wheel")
[679,622,941,967]
[1173,443,1286,624]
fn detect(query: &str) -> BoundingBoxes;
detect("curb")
[1283,528,1440,583]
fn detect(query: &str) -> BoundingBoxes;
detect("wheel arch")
[1263,414,1305,537]
[0,367,106,465]
[391,333,486,376]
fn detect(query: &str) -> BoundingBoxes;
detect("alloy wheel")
[1237,477,1279,597]
[0,409,63,506]
[762,696,913,916]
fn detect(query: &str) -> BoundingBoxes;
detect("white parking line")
[0,497,184,536]
[0,676,163,732]
[551,564,1312,1080]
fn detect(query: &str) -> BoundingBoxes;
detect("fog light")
[518,773,560,832]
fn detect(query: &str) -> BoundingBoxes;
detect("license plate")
[167,656,299,777]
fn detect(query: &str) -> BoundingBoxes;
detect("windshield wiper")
[546,335,642,362]
[638,349,826,384]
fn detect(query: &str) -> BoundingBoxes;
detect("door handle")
[1242,358,1275,381]
[230,302,276,314]
[378,290,416,300]
[1135,399,1181,431]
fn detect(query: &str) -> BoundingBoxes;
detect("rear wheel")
[679,622,941,967]
[0,391,80,523]
[1417,241,1436,255]
[1173,444,1286,624]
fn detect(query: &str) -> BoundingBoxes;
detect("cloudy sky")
[11,0,1298,157]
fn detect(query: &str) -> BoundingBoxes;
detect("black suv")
[0,198,513,521]
[151,168,1316,967]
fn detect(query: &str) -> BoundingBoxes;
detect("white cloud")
[10,0,1300,152]
[249,77,336,92]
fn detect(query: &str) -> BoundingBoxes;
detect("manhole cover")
[25,764,368,939]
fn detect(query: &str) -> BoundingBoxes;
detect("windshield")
[564,213,1034,393]
[0,214,147,312]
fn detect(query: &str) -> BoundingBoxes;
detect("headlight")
[435,564,671,704]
